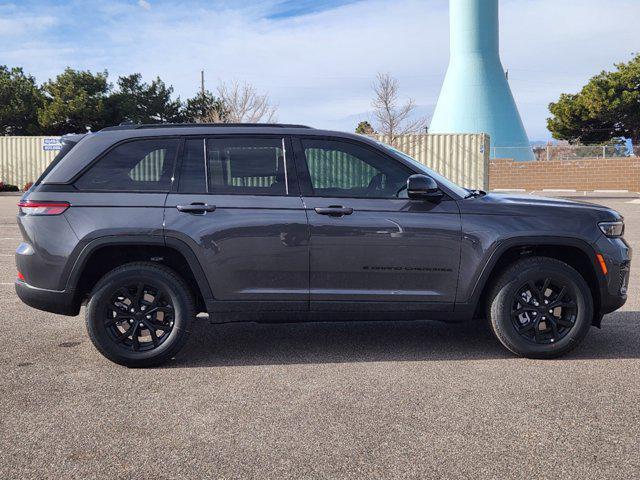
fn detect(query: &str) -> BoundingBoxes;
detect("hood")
[461,192,622,221]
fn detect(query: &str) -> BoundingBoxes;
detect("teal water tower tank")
[430,0,534,161]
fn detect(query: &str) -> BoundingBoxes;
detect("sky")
[0,0,639,140]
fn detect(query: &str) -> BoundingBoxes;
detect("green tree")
[0,66,44,135]
[548,54,640,145]
[355,120,375,135]
[38,68,111,134]
[106,73,145,124]
[184,89,228,123]
[108,74,185,124]
[139,76,184,123]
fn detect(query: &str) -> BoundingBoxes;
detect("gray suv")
[15,124,631,367]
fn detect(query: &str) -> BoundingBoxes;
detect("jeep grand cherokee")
[15,124,631,367]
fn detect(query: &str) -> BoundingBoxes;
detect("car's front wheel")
[85,262,194,367]
[487,256,593,359]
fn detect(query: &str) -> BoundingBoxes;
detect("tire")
[487,256,593,359]
[85,262,195,367]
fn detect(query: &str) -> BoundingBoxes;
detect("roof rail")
[101,123,313,131]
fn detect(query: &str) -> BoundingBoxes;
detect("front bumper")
[596,237,631,316]
[15,280,79,316]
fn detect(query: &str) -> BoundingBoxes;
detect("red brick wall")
[489,158,640,192]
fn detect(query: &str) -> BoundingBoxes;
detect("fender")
[64,235,214,308]
[456,235,604,314]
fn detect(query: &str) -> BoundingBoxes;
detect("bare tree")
[371,73,428,145]
[212,80,278,123]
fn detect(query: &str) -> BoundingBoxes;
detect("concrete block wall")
[489,158,640,192]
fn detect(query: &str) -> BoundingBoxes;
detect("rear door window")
[75,138,179,191]
[207,137,287,195]
[177,137,291,195]
[179,139,207,193]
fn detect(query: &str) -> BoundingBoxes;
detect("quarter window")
[75,139,179,191]
[301,139,410,198]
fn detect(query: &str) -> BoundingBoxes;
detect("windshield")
[376,141,470,199]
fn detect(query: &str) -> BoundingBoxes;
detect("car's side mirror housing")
[407,174,443,201]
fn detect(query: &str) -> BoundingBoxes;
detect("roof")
[101,123,312,131]
[43,123,378,184]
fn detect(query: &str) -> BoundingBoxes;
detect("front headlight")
[598,221,624,237]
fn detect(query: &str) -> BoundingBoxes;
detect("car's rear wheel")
[85,262,194,367]
[487,256,593,358]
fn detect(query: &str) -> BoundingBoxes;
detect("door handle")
[314,206,354,217]
[176,203,216,214]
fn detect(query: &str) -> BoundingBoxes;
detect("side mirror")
[407,174,443,201]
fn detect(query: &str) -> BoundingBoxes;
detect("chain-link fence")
[491,144,639,161]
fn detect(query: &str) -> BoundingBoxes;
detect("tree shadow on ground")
[169,310,640,368]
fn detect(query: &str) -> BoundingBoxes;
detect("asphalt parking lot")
[1,195,639,479]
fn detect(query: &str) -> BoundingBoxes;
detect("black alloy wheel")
[510,277,577,345]
[488,256,593,359]
[104,283,175,352]
[86,262,194,367]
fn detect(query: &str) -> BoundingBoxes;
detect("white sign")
[42,137,63,151]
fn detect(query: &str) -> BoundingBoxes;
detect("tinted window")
[301,139,409,198]
[35,138,78,187]
[75,139,179,191]
[205,137,287,195]
[179,139,207,193]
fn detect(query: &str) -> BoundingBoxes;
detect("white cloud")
[0,14,57,36]
[138,0,151,10]
[0,0,638,140]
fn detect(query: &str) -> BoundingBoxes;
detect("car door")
[164,135,309,315]
[292,136,462,313]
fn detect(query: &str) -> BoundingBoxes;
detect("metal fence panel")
[1,134,490,191]
[0,136,60,188]
[373,133,489,190]
[129,149,167,182]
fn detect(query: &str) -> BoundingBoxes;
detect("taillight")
[17,271,25,281]
[18,200,70,216]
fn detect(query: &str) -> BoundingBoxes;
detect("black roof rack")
[101,123,313,131]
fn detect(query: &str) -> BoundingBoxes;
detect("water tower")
[430,0,534,161]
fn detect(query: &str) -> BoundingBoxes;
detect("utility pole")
[200,70,205,97]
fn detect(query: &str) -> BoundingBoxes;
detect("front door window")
[301,138,409,198]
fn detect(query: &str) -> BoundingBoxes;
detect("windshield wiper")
[464,189,487,199]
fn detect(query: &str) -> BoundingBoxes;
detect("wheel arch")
[468,236,603,325]
[66,236,214,313]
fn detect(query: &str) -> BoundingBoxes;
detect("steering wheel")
[366,173,384,194]
[395,183,408,198]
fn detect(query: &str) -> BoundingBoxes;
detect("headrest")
[227,148,278,178]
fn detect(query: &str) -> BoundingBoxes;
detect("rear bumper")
[15,280,79,316]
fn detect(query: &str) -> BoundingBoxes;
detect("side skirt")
[208,301,472,324]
